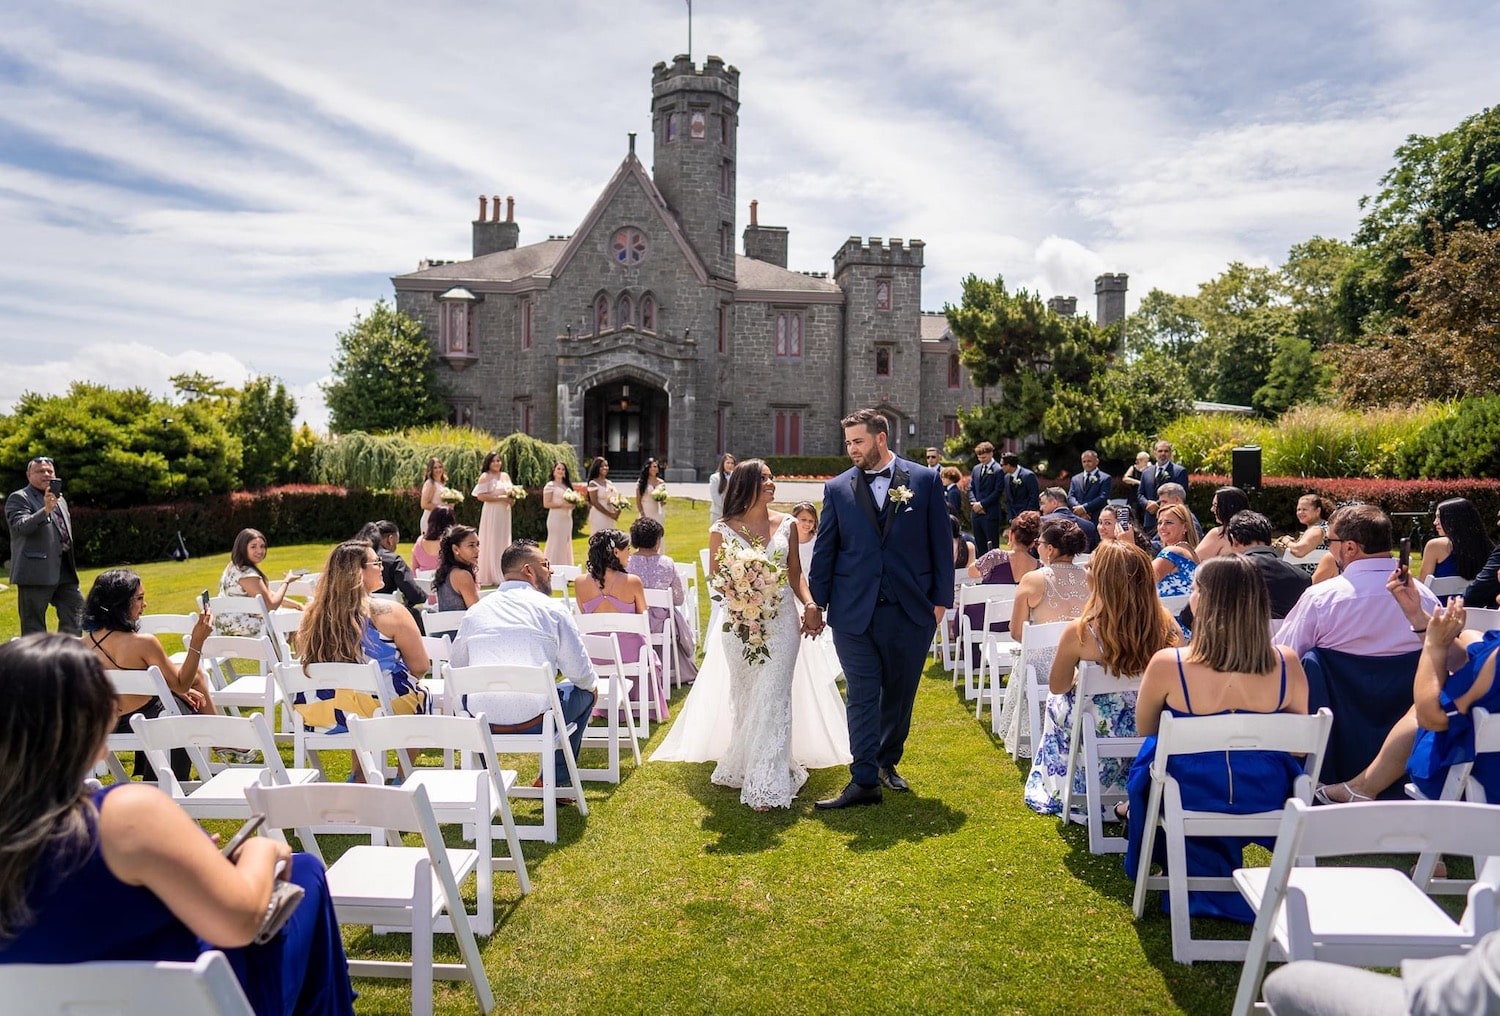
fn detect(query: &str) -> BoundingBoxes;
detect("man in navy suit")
[967,441,1003,556]
[999,452,1040,521]
[808,408,954,808]
[1136,440,1188,536]
[1066,450,1112,524]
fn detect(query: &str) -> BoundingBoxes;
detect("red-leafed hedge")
[1184,476,1500,538]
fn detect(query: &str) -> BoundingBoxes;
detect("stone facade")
[391,53,1012,480]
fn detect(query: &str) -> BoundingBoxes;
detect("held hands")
[800,604,825,637]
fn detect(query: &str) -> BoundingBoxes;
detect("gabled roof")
[920,312,952,342]
[733,256,844,304]
[392,240,567,287]
[550,153,710,284]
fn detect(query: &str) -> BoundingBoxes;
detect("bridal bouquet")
[651,485,669,503]
[711,540,785,666]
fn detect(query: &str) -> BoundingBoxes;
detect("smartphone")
[47,477,62,495]
[198,589,211,611]
[1398,537,1412,583]
[221,813,265,859]
[1115,507,1130,530]
[289,568,309,578]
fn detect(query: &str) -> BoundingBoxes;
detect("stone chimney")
[1047,295,1077,317]
[742,199,789,268]
[472,194,520,258]
[1094,273,1128,326]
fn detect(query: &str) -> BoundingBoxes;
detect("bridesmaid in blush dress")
[636,457,666,524]
[585,456,621,535]
[542,460,577,567]
[471,451,515,586]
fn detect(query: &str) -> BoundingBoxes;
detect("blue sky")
[2,0,1497,427]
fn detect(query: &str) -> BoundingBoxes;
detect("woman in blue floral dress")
[1153,504,1200,598]
[1024,541,1181,814]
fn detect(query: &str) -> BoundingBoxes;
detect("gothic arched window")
[618,292,635,329]
[594,293,611,335]
[641,294,657,333]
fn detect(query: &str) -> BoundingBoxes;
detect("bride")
[652,459,850,809]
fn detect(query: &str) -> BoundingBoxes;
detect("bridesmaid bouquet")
[612,495,634,514]
[562,489,585,506]
[711,540,786,666]
[439,488,464,505]
[651,485,669,503]
[507,486,527,500]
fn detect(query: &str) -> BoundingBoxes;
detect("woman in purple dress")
[625,516,698,685]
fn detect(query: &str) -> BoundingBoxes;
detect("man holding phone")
[6,456,83,635]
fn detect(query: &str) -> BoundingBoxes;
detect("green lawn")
[3,502,1256,1014]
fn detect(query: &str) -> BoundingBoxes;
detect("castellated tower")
[651,55,739,282]
[834,237,925,440]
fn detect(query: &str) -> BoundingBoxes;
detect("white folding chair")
[131,712,319,819]
[136,612,198,637]
[0,950,254,1016]
[1231,798,1500,1016]
[443,662,591,841]
[283,572,320,598]
[549,564,581,609]
[643,587,677,690]
[206,594,274,651]
[245,782,495,1016]
[1060,662,1146,854]
[1406,706,1500,893]
[673,561,701,645]
[578,632,642,783]
[574,612,662,733]
[1426,575,1471,599]
[266,609,303,663]
[103,666,182,783]
[350,713,532,935]
[1158,593,1191,616]
[1465,607,1500,633]
[271,660,396,774]
[419,635,452,716]
[972,595,1021,721]
[954,583,1017,699]
[198,635,286,735]
[1282,547,1328,577]
[423,610,468,639]
[1131,708,1334,964]
[1011,620,1071,754]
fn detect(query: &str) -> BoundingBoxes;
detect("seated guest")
[450,540,598,797]
[361,520,427,614]
[294,541,429,781]
[432,524,481,610]
[949,514,973,572]
[625,516,699,685]
[1097,503,1156,556]
[1194,486,1250,561]
[1277,503,1439,658]
[1149,483,1204,545]
[411,506,454,573]
[1152,505,1200,598]
[1314,581,1500,804]
[0,634,356,1015]
[1125,555,1311,922]
[1277,492,1335,560]
[1226,510,1311,618]
[575,529,664,720]
[1041,486,1097,549]
[961,510,1041,639]
[215,528,303,638]
[1066,449,1113,524]
[1467,511,1500,609]
[1026,541,1179,815]
[1419,497,1494,587]
[83,570,219,779]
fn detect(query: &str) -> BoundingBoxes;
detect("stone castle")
[392,54,1124,480]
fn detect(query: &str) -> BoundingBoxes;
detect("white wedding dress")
[652,517,850,808]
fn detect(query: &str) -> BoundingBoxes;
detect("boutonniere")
[889,485,915,510]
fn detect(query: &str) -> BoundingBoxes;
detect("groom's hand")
[801,604,824,637]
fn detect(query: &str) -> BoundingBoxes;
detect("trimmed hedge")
[2,485,588,569]
[763,456,851,478]
[1184,475,1500,540]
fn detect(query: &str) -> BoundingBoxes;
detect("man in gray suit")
[6,456,83,635]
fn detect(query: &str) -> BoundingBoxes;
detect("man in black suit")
[1137,440,1189,536]
[1066,449,1113,524]
[1227,511,1311,618]
[999,452,1041,521]
[967,441,1004,556]
[1464,507,1500,608]
[5,456,83,635]
[359,520,427,631]
[1041,487,1098,549]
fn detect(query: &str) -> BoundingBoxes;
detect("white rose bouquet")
[710,539,786,666]
[562,489,585,507]
[612,494,634,514]
[439,487,464,505]
[651,485,669,504]
[507,486,527,501]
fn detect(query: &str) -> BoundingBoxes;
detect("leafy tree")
[1281,236,1359,349]
[233,375,298,487]
[1254,335,1328,417]
[323,300,447,434]
[0,383,239,508]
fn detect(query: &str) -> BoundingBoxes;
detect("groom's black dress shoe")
[815,782,883,809]
[878,767,911,792]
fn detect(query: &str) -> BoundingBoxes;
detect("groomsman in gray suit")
[6,456,83,635]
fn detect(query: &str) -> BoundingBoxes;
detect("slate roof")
[393,240,567,284]
[920,312,952,341]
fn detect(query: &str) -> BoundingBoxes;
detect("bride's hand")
[800,604,824,636]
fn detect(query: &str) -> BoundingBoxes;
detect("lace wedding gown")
[652,517,850,808]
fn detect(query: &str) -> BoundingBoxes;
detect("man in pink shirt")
[1277,504,1440,658]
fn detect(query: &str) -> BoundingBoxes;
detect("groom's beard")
[850,446,883,471]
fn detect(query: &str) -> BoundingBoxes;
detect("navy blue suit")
[1136,461,1188,534]
[968,461,1004,555]
[1001,465,1041,520]
[1042,508,1098,550]
[1067,469,1113,523]
[943,482,964,522]
[810,460,954,787]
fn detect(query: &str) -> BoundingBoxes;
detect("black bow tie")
[863,468,892,482]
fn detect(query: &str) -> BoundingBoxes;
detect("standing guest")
[1137,440,1189,536]
[5,456,82,635]
[1277,493,1335,560]
[1153,504,1200,598]
[968,442,1004,556]
[1042,487,1098,549]
[215,528,304,638]
[1419,497,1494,587]
[1121,451,1151,494]
[792,501,820,565]
[636,457,666,524]
[1194,486,1251,561]
[626,516,699,685]
[450,540,598,799]
[541,461,577,567]
[471,451,516,586]
[925,447,942,469]
[1000,451,1042,522]
[585,457,621,535]
[0,634,356,1015]
[1067,449,1113,524]
[411,506,454,573]
[707,453,736,524]
[418,457,448,536]
[940,466,965,522]
[433,525,481,611]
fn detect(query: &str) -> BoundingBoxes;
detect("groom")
[807,409,954,807]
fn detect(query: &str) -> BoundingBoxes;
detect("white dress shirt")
[865,453,897,511]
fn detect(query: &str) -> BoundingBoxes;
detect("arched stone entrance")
[583,377,669,474]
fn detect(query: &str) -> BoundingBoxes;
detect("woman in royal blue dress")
[0,634,355,1014]
[1124,555,1310,922]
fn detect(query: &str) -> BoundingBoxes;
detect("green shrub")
[763,456,851,478]
[312,426,580,495]
[1386,396,1500,480]
[1160,415,1273,474]
[1185,474,1500,539]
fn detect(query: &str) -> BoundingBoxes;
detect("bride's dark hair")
[720,459,768,522]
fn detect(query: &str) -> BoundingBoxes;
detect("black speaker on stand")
[1232,445,1262,496]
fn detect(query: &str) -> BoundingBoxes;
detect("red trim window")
[440,301,470,355]
[947,351,961,389]
[720,114,730,145]
[717,304,728,353]
[665,113,678,143]
[517,401,533,435]
[875,346,892,377]
[773,409,803,455]
[875,278,892,312]
[521,300,533,350]
[774,310,804,359]
[720,160,731,195]
[943,416,961,439]
[715,408,725,455]
[595,293,610,335]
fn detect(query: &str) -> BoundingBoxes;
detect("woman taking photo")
[215,528,303,638]
[0,633,356,1014]
[1124,555,1310,922]
[471,451,516,585]
[1097,504,1155,555]
[433,524,481,611]
[541,460,578,567]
